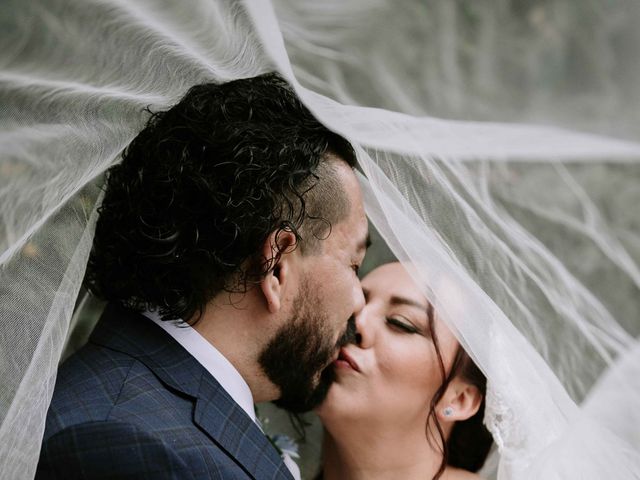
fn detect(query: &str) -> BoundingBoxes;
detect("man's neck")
[190,290,279,403]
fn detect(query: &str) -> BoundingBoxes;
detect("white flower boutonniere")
[255,407,300,459]
[268,433,300,459]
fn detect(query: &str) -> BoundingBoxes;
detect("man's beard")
[258,280,357,413]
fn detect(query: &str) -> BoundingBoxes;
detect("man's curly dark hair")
[85,72,357,322]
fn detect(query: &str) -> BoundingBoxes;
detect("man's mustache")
[336,315,357,348]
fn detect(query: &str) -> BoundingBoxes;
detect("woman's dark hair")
[425,303,493,479]
[85,72,356,322]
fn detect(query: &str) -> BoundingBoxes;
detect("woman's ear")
[259,228,298,314]
[436,377,482,423]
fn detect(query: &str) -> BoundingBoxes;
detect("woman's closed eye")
[386,316,420,334]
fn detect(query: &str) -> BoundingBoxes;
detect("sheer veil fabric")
[1,1,639,479]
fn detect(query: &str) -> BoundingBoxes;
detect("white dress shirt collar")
[143,310,255,422]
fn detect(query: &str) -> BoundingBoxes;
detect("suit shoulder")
[56,342,136,391]
[46,344,139,431]
[36,420,195,479]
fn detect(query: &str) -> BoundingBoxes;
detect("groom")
[36,73,369,479]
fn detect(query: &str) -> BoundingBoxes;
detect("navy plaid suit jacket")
[36,304,293,480]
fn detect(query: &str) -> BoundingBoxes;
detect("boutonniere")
[256,407,300,459]
[267,433,300,459]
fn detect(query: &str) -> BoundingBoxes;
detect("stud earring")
[443,406,454,417]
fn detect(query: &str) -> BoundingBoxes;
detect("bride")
[316,262,492,480]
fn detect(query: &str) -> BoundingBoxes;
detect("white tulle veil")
[1,1,639,478]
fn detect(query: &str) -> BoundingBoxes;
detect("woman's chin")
[314,390,334,419]
[315,377,344,414]
[315,380,357,424]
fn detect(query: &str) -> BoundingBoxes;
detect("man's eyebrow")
[389,295,428,311]
[357,233,371,253]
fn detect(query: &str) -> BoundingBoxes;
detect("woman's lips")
[334,347,360,372]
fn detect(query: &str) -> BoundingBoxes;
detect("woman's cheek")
[383,347,439,400]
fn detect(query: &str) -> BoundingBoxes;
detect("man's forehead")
[350,192,369,253]
[328,212,369,255]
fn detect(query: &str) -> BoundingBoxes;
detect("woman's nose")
[354,306,374,349]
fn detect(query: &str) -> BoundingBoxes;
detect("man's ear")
[259,228,298,314]
[436,377,483,424]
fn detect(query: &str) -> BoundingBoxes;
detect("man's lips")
[334,347,360,372]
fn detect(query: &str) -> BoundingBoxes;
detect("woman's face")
[317,262,459,429]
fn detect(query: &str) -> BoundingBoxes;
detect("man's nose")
[353,281,365,318]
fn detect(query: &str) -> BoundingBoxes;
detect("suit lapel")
[194,375,291,479]
[90,304,292,480]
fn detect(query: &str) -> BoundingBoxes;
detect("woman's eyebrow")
[388,295,428,311]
